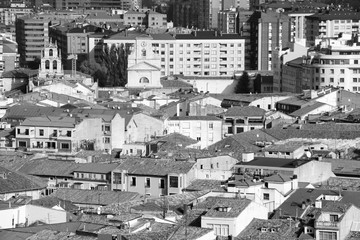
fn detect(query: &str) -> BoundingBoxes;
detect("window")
[145,178,150,188]
[210,164,214,169]
[53,60,57,70]
[228,126,233,134]
[131,177,136,186]
[263,193,270,200]
[319,231,337,240]
[200,165,203,169]
[340,78,344,82]
[321,69,324,73]
[236,127,244,133]
[330,214,339,222]
[159,179,165,188]
[61,143,70,149]
[104,137,110,143]
[330,78,334,82]
[39,129,44,136]
[18,141,27,147]
[66,131,71,137]
[353,87,358,91]
[355,60,359,64]
[209,123,213,129]
[340,69,345,74]
[330,69,334,74]
[321,78,325,82]
[45,60,50,69]
[169,176,178,188]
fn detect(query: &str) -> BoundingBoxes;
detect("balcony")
[315,221,340,229]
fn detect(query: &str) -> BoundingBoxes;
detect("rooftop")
[307,11,360,21]
[202,197,251,218]
[239,157,310,169]
[20,116,79,128]
[50,188,142,206]
[224,106,266,117]
[264,141,315,152]
[185,179,225,192]
[74,163,120,174]
[175,31,245,40]
[19,159,79,178]
[290,102,327,117]
[117,158,195,176]
[0,165,46,194]
[168,116,221,121]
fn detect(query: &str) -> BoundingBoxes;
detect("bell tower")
[38,39,64,79]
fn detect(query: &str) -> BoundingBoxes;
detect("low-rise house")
[263,141,328,159]
[201,197,268,237]
[0,203,68,229]
[0,166,46,201]
[222,106,266,136]
[18,158,79,195]
[236,156,335,184]
[165,116,223,149]
[114,158,197,196]
[72,163,120,191]
[290,101,335,121]
[196,155,238,181]
[15,115,103,153]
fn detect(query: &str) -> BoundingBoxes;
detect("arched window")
[139,77,149,83]
[45,60,50,70]
[49,49,53,57]
[53,60,57,70]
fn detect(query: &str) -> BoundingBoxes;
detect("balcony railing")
[315,221,340,229]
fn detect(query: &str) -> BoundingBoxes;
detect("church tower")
[127,35,162,89]
[38,39,64,79]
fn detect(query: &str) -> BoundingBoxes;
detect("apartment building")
[123,10,167,28]
[113,158,196,196]
[15,116,103,153]
[101,30,245,77]
[222,106,265,136]
[53,0,141,10]
[0,35,19,75]
[15,15,50,66]
[50,23,102,68]
[165,116,223,149]
[285,35,360,92]
[306,11,360,46]
[0,7,32,25]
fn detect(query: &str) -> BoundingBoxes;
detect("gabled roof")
[224,106,266,117]
[51,189,142,206]
[127,61,161,71]
[202,197,252,218]
[0,166,46,194]
[117,158,195,176]
[74,163,120,174]
[20,116,79,128]
[264,173,293,183]
[19,159,79,178]
[160,79,193,89]
[239,157,310,169]
[290,102,327,117]
[168,116,221,121]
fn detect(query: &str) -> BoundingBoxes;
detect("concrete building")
[0,35,19,76]
[196,155,238,180]
[0,204,67,229]
[263,141,328,159]
[0,6,32,25]
[53,0,141,10]
[222,106,266,136]
[305,11,360,47]
[165,116,223,149]
[201,197,268,237]
[124,10,167,28]
[236,156,335,184]
[114,158,196,196]
[15,116,103,153]
[15,15,50,67]
[100,30,245,78]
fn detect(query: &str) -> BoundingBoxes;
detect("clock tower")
[127,36,162,89]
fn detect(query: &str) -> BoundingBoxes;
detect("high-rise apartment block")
[306,11,360,46]
[15,16,50,67]
[98,30,245,77]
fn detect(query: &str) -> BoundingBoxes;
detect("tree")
[79,60,107,87]
[98,43,130,87]
[235,71,250,93]
[27,57,41,69]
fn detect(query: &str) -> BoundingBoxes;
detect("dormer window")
[217,207,231,212]
[330,214,339,222]
[261,227,268,232]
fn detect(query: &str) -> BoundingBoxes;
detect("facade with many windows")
[100,30,245,78]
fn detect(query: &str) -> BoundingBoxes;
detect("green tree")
[235,71,250,93]
[98,43,130,87]
[79,60,108,87]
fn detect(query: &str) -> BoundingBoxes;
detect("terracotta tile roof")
[168,116,221,121]
[239,157,310,169]
[31,196,78,212]
[202,197,251,218]
[50,189,142,206]
[185,179,225,192]
[19,159,79,178]
[0,165,46,194]
[117,158,195,176]
[237,218,300,240]
[74,163,120,174]
[160,79,193,89]
[263,173,293,183]
[290,102,327,117]
[21,116,79,128]
[224,106,266,117]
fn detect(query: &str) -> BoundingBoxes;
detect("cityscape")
[1,0,360,239]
